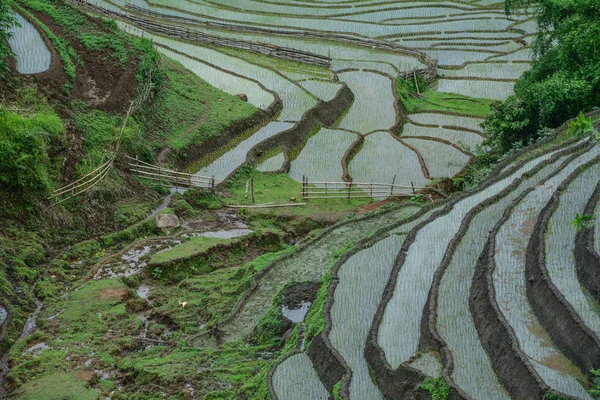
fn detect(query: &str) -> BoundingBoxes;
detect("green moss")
[14,372,99,400]
[99,216,158,247]
[417,377,450,400]
[149,236,232,265]
[333,378,344,400]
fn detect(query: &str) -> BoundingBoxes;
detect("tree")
[484,0,600,151]
[0,0,16,74]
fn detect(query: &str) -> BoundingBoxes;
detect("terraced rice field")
[7,12,52,74]
[68,2,600,399]
[83,0,533,192]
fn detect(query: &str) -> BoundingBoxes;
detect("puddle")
[184,228,253,239]
[147,187,188,219]
[281,302,311,323]
[0,306,7,326]
[136,285,152,304]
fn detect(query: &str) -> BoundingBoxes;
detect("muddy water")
[281,302,311,323]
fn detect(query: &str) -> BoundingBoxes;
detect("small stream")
[282,302,311,351]
[147,187,187,219]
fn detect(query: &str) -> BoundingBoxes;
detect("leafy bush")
[0,109,64,197]
[0,0,16,74]
[485,0,600,150]
[417,377,450,400]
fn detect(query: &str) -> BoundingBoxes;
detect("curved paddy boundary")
[112,0,439,75]
[525,154,600,377]
[341,68,436,183]
[421,139,591,398]
[574,181,600,303]
[365,125,594,399]
[216,200,429,335]
[406,119,484,137]
[144,43,284,171]
[241,82,353,183]
[469,143,595,400]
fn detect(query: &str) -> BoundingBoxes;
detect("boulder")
[156,214,180,229]
[236,93,248,102]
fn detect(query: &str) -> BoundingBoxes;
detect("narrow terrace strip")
[574,181,600,304]
[195,122,294,178]
[373,139,579,371]
[328,234,405,399]
[526,159,600,375]
[489,146,600,399]
[271,353,329,400]
[7,12,52,74]
[434,145,584,399]
[218,203,422,342]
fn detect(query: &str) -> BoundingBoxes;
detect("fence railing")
[301,176,445,200]
[48,66,156,205]
[127,156,222,191]
[70,0,331,68]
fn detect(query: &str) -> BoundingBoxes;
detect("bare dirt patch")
[99,287,129,301]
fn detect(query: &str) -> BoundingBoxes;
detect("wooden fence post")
[251,178,255,203]
[245,180,249,199]
[347,179,352,203]
[391,175,396,196]
[211,176,216,194]
[411,181,416,195]
[302,176,305,200]
[413,70,420,95]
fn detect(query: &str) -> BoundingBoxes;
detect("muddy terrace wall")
[575,181,600,303]
[121,3,438,83]
[244,84,354,170]
[526,155,600,378]
[470,141,594,400]
[364,110,600,400]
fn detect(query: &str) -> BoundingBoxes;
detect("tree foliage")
[483,0,600,152]
[0,0,16,74]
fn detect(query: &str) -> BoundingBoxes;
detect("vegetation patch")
[397,77,493,117]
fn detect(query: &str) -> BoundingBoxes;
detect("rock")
[236,93,248,102]
[156,214,180,229]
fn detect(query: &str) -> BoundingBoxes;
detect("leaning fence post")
[391,175,396,196]
[411,181,416,195]
[251,178,255,203]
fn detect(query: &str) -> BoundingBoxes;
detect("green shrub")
[486,0,600,150]
[0,109,64,197]
[0,0,16,74]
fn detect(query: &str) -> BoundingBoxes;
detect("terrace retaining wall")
[526,154,600,377]
[246,83,354,164]
[470,142,593,400]
[574,181,600,303]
